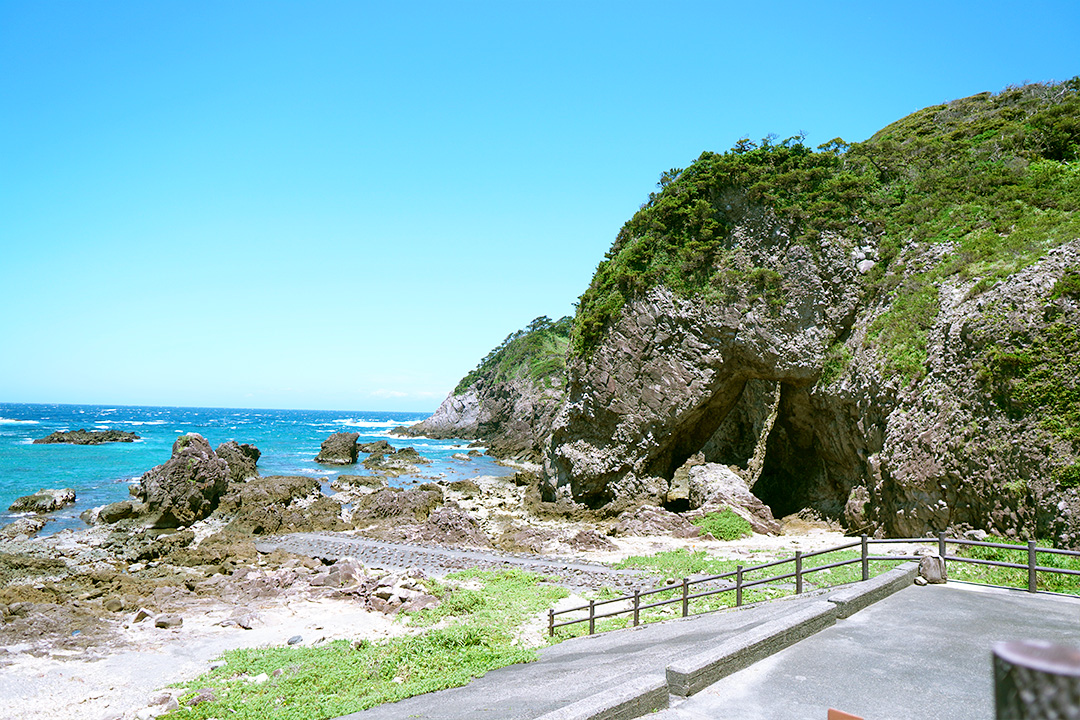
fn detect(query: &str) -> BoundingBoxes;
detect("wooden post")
[861,534,869,581]
[548,608,554,637]
[736,565,743,607]
[589,600,595,635]
[681,578,689,617]
[633,589,640,627]
[795,551,803,595]
[938,531,947,560]
[1028,540,1038,593]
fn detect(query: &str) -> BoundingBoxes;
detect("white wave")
[0,417,40,425]
[115,420,167,426]
[299,468,337,476]
[332,419,418,428]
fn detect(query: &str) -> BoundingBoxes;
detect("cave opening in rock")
[753,382,828,520]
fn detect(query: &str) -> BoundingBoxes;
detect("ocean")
[0,402,509,535]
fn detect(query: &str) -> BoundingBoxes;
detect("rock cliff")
[544,81,1080,545]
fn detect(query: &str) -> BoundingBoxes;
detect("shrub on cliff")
[454,315,572,394]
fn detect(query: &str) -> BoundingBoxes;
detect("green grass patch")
[690,508,753,540]
[949,536,1080,595]
[164,569,567,720]
[455,316,571,394]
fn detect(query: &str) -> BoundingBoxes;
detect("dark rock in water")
[98,500,135,524]
[362,446,433,477]
[315,432,359,465]
[33,429,140,445]
[330,474,386,491]
[8,488,76,514]
[136,433,230,528]
[358,440,393,454]
[216,441,261,483]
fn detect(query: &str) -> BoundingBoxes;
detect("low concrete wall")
[533,674,668,720]
[665,601,838,697]
[827,562,919,619]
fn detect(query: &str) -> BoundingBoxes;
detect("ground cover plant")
[163,569,567,720]
[690,507,753,540]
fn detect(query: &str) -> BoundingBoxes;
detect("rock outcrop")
[135,433,230,528]
[216,441,261,483]
[314,432,359,465]
[8,488,76,514]
[33,429,140,444]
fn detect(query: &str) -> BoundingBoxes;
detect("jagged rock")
[216,441,261,482]
[362,447,433,477]
[611,505,701,538]
[98,500,135,524]
[33,429,139,444]
[358,440,393,454]
[8,488,76,514]
[565,529,617,551]
[154,613,182,628]
[497,525,557,553]
[314,432,359,465]
[408,505,492,547]
[134,434,229,528]
[353,488,442,523]
[0,516,48,539]
[918,555,947,584]
[219,476,348,535]
[446,479,481,498]
[330,474,385,491]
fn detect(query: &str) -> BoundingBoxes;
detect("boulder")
[409,505,491,547]
[566,529,617,551]
[98,500,135,524]
[918,555,948,584]
[216,441,261,482]
[33,429,140,444]
[314,432,359,465]
[611,505,701,538]
[685,463,779,535]
[8,488,76,514]
[219,476,348,535]
[358,440,393,454]
[136,433,230,528]
[0,516,47,539]
[353,488,442,523]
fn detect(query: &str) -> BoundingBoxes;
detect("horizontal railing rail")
[548,533,1080,637]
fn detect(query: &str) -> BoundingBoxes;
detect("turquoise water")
[0,403,507,535]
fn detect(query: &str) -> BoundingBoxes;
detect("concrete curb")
[532,674,669,720]
[665,600,838,697]
[827,561,919,619]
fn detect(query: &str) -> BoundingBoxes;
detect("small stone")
[287,635,303,645]
[104,597,124,613]
[914,575,929,586]
[209,660,227,671]
[187,688,217,707]
[133,608,152,623]
[154,614,183,629]
[249,672,269,684]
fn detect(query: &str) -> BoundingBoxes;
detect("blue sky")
[1,1,1077,412]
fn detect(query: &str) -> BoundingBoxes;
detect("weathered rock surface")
[33,429,140,444]
[314,432,359,465]
[0,516,48,539]
[8,488,76,514]
[544,232,1080,544]
[135,434,230,528]
[218,475,349,535]
[352,488,443,524]
[216,441,261,482]
[611,505,701,539]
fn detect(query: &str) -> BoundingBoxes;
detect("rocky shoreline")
[0,430,845,720]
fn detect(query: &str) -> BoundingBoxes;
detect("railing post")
[736,565,743,607]
[589,600,595,635]
[548,608,554,637]
[938,531,947,560]
[1028,540,1038,593]
[681,578,689,617]
[795,551,803,595]
[861,534,869,582]
[633,589,640,627]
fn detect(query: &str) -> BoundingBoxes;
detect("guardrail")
[548,533,1080,637]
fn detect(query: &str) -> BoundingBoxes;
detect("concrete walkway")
[336,571,1080,720]
[657,582,1080,720]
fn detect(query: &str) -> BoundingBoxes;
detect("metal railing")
[548,533,1080,637]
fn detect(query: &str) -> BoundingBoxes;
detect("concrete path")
[335,592,831,720]
[335,571,1080,720]
[657,582,1080,720]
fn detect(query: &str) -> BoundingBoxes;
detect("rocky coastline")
[0,430,829,720]
[33,429,141,445]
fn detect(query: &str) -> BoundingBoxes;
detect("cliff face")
[545,81,1080,544]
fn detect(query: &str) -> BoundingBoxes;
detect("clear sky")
[1,1,1077,412]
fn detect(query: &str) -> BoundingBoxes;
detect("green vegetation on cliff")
[570,78,1080,368]
[454,315,572,394]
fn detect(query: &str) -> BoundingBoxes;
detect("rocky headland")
[408,80,1080,547]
